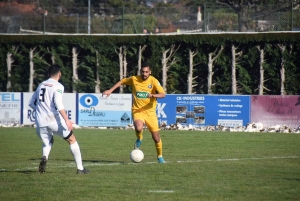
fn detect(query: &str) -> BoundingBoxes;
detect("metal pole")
[76,13,79,33]
[122,6,124,34]
[88,0,91,34]
[291,0,293,31]
[43,13,45,34]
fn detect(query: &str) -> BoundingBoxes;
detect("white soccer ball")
[130,149,144,163]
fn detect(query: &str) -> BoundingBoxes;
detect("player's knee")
[135,127,143,133]
[65,134,77,144]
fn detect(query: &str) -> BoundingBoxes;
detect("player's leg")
[36,126,53,173]
[145,111,165,163]
[51,123,90,174]
[133,112,145,149]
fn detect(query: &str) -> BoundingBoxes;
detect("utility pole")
[88,0,91,34]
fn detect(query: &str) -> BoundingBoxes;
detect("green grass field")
[0,128,299,201]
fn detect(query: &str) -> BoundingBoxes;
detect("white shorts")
[36,123,72,145]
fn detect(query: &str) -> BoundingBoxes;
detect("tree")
[187,49,198,94]
[207,45,224,94]
[72,47,79,93]
[161,44,180,93]
[216,0,300,31]
[231,44,243,94]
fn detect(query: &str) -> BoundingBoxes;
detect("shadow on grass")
[29,158,126,164]
[283,178,300,182]
[0,169,37,174]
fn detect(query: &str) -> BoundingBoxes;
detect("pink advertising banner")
[251,95,300,128]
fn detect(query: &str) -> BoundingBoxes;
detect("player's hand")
[102,90,111,98]
[66,120,73,131]
[148,93,156,98]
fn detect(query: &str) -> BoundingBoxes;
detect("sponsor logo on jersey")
[148,85,152,89]
[57,89,62,93]
[136,92,149,99]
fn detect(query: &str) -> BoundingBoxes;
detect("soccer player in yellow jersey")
[102,63,166,163]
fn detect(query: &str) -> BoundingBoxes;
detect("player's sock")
[70,141,84,170]
[42,143,52,160]
[135,130,143,140]
[155,139,163,157]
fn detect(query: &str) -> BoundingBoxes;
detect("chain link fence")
[1,3,299,34]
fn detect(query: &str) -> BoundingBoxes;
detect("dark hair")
[48,64,61,77]
[141,62,150,69]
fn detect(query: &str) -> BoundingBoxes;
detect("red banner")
[251,95,300,128]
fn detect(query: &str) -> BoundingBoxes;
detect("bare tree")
[231,44,243,94]
[95,50,101,93]
[46,47,56,64]
[216,0,300,32]
[115,46,127,93]
[278,44,286,95]
[207,46,224,94]
[161,44,180,93]
[29,47,37,92]
[137,45,147,75]
[6,46,21,92]
[72,47,79,93]
[256,45,270,95]
[187,49,198,94]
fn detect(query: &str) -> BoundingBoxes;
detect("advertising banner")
[251,95,300,128]
[157,95,250,127]
[22,93,76,125]
[78,93,132,127]
[0,92,21,125]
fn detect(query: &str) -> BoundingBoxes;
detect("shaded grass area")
[0,128,299,201]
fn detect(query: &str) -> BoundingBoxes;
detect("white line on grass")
[148,190,174,193]
[2,155,299,172]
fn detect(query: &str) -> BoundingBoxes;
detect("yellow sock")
[155,139,163,157]
[135,130,143,140]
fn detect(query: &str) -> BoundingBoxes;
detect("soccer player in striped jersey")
[102,63,166,163]
[29,64,90,174]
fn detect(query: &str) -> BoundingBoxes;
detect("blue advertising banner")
[0,92,21,125]
[157,95,250,127]
[78,93,132,127]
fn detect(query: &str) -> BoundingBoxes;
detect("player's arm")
[103,77,133,97]
[102,80,122,97]
[148,79,166,99]
[148,93,165,98]
[54,87,73,131]
[29,88,38,110]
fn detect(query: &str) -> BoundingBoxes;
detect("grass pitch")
[0,128,299,201]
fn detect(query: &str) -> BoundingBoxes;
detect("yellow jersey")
[121,75,165,112]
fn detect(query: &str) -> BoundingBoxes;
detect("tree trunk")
[207,46,224,94]
[72,47,79,93]
[6,52,13,92]
[123,46,127,79]
[231,44,242,94]
[238,7,248,32]
[95,50,101,93]
[138,45,146,75]
[187,49,198,94]
[161,44,180,93]
[29,47,35,92]
[231,45,237,94]
[116,46,128,93]
[162,50,168,93]
[278,44,286,95]
[257,45,265,95]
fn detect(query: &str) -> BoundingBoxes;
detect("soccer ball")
[130,149,144,163]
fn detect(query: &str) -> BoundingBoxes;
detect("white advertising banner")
[23,93,76,125]
[78,93,132,127]
[0,92,21,125]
